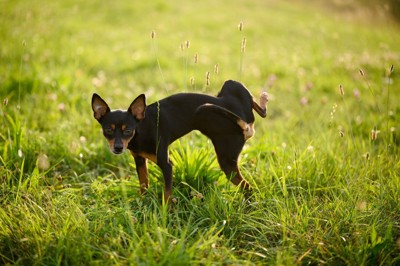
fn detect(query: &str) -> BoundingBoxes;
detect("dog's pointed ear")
[128,94,146,120]
[92,93,110,121]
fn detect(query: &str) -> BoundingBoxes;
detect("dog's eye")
[104,128,114,135]
[123,129,134,136]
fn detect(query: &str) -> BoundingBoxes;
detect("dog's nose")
[114,143,123,154]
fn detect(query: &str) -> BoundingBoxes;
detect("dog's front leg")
[132,153,149,194]
[157,154,173,203]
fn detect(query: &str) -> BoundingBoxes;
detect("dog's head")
[92,93,146,154]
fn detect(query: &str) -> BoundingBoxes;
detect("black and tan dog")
[92,80,268,202]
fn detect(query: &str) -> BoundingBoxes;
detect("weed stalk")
[151,31,168,94]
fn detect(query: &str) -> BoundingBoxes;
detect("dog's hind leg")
[196,103,254,140]
[211,135,251,190]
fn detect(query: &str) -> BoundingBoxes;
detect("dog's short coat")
[92,80,267,202]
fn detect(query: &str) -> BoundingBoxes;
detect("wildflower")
[307,145,314,152]
[92,77,101,87]
[58,103,66,112]
[38,153,50,171]
[356,201,367,211]
[267,74,277,88]
[196,193,204,199]
[353,89,360,99]
[300,97,308,106]
[304,82,313,92]
[18,149,23,158]
[48,93,57,101]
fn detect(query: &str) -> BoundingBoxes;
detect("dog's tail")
[195,104,254,140]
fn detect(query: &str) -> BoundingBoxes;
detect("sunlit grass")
[1,0,400,264]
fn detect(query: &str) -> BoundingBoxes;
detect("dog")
[92,80,268,202]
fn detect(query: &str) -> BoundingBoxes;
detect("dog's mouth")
[112,148,125,155]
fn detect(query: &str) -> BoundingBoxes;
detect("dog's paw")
[260,91,269,109]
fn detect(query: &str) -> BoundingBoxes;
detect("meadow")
[1,0,399,265]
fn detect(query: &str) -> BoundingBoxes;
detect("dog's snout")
[113,143,124,154]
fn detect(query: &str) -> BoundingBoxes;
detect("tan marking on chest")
[131,151,158,163]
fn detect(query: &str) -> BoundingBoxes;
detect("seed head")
[185,40,190,49]
[238,21,244,31]
[241,37,246,52]
[206,71,210,86]
[214,64,219,74]
[359,69,364,76]
[339,130,345,138]
[339,84,344,96]
[190,77,195,86]
[371,127,380,141]
[3,98,8,106]
[151,31,156,39]
[194,54,198,64]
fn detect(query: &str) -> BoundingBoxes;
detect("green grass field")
[1,0,400,265]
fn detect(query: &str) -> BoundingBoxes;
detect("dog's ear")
[92,93,110,121]
[128,94,146,120]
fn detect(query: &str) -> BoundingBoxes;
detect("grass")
[1,0,400,264]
